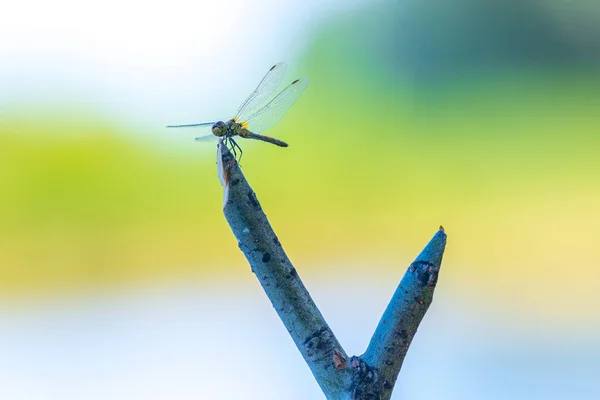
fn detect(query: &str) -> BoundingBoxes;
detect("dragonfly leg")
[223,137,236,160]
[228,137,243,164]
[224,138,235,160]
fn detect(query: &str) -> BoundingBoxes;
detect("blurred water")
[0,274,597,399]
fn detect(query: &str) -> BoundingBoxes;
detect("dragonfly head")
[212,121,227,137]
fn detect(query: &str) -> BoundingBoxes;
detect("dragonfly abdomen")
[245,132,288,147]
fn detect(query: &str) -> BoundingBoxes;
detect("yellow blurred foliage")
[1,73,599,321]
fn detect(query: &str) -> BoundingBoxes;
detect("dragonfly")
[167,62,308,161]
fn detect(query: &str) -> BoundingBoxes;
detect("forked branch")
[216,143,446,399]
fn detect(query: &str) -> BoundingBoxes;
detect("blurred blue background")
[1,0,599,398]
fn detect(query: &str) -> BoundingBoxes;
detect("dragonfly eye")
[212,121,226,136]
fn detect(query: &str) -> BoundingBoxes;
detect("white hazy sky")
[0,0,365,131]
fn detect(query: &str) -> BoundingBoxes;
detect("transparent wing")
[242,78,308,134]
[234,62,287,123]
[166,122,216,128]
[195,134,218,141]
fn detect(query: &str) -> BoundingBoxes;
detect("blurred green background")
[1,0,599,398]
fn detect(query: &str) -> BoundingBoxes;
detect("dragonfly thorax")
[212,119,248,138]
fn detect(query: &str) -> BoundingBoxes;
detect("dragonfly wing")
[242,78,308,134]
[167,122,216,128]
[234,62,287,123]
[195,134,218,141]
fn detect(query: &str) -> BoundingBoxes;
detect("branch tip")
[414,228,447,269]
